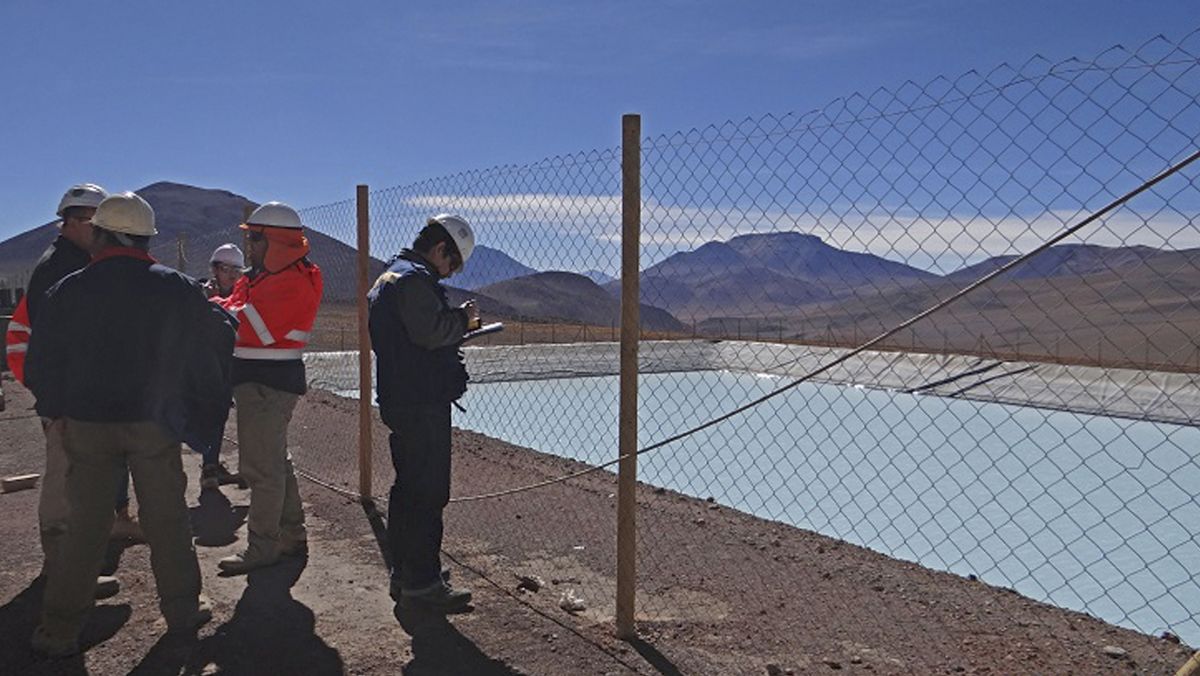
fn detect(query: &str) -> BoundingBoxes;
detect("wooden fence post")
[356,185,373,503]
[616,113,641,640]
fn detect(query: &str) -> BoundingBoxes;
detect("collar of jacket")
[398,249,437,273]
[53,233,88,258]
[89,247,157,265]
[245,260,299,288]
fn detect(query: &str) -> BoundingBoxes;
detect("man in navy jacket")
[368,214,479,612]
[26,191,234,656]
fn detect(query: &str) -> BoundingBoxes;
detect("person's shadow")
[188,488,248,547]
[132,554,343,675]
[394,605,521,675]
[0,576,132,674]
[360,499,520,675]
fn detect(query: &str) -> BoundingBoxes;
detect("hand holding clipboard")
[459,299,504,342]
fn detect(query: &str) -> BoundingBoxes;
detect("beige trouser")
[40,420,202,640]
[234,383,305,555]
[38,419,71,550]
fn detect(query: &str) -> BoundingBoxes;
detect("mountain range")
[1,181,1193,368]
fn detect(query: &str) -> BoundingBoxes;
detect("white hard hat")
[91,192,157,237]
[243,201,303,229]
[210,243,245,268]
[432,213,475,265]
[56,183,108,217]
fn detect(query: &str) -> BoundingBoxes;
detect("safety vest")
[216,261,322,360]
[4,295,30,384]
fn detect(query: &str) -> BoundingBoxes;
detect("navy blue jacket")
[25,248,237,440]
[26,234,90,323]
[368,250,469,408]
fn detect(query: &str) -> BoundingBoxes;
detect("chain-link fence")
[293,31,1200,649]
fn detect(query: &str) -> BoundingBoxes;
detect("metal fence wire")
[293,31,1200,648]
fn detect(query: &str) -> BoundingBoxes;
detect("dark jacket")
[25,248,237,439]
[26,234,90,323]
[368,250,469,409]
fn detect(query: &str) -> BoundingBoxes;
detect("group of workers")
[3,183,482,657]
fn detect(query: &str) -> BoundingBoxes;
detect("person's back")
[26,191,217,657]
[29,252,212,436]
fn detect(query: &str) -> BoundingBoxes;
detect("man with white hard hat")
[188,243,245,490]
[25,191,234,656]
[204,243,245,298]
[368,213,479,612]
[215,201,323,574]
[5,184,135,602]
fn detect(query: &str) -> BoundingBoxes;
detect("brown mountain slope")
[480,271,684,332]
[730,252,1200,370]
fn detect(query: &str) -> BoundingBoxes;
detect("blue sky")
[1,1,1197,264]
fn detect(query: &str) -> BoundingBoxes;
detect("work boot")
[399,579,472,612]
[218,542,279,575]
[389,569,451,603]
[166,597,213,634]
[110,506,144,542]
[30,625,78,658]
[200,462,243,490]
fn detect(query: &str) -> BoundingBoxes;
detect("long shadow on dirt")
[188,488,248,547]
[0,576,132,675]
[630,638,685,676]
[366,500,521,674]
[132,555,343,675]
[395,606,523,675]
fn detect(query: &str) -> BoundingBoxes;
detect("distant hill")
[725,232,936,291]
[944,243,1162,283]
[0,182,379,302]
[582,269,616,285]
[450,246,537,290]
[480,271,684,332]
[693,244,1200,371]
[442,285,520,320]
[609,232,937,321]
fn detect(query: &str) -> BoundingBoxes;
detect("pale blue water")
[455,370,1200,643]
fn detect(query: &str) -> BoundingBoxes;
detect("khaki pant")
[40,420,202,640]
[234,383,305,554]
[38,419,70,540]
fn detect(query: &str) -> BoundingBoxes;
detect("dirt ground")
[0,373,1194,675]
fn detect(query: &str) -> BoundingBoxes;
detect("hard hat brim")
[240,222,302,230]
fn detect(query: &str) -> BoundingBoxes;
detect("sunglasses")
[212,263,243,274]
[244,230,265,243]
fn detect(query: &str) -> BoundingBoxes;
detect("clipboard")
[463,322,504,342]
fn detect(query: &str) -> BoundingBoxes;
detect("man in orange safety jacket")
[214,201,322,574]
[5,293,31,384]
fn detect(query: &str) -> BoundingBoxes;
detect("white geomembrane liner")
[304,340,1200,426]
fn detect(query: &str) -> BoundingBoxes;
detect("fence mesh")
[293,31,1200,649]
